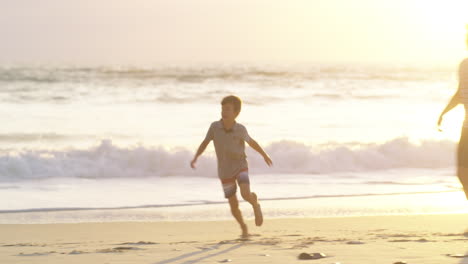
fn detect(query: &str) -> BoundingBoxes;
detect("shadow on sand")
[154,243,243,264]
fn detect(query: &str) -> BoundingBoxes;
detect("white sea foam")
[0,138,456,182]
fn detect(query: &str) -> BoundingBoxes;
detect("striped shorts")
[220,169,250,198]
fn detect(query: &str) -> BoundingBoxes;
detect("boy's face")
[221,103,238,121]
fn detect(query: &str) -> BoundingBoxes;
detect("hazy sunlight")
[438,107,465,141]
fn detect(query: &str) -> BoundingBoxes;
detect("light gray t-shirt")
[204,120,251,180]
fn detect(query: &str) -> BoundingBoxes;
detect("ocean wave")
[0,133,75,142]
[0,138,456,182]
[0,133,131,143]
[0,64,453,105]
[0,64,452,84]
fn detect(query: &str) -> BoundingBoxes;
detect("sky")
[0,0,467,66]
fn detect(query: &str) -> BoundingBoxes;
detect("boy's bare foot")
[241,224,249,238]
[251,192,263,226]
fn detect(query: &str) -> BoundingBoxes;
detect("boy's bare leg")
[239,183,255,205]
[228,195,248,237]
[239,183,263,226]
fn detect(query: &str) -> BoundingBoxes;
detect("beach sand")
[0,214,467,264]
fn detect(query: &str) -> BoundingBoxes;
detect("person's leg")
[239,182,256,205]
[239,183,263,226]
[222,179,248,237]
[238,170,263,226]
[457,166,468,200]
[227,195,248,237]
[237,170,256,204]
[458,128,468,200]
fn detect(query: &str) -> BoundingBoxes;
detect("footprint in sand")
[446,254,468,258]
[346,241,365,245]
[69,250,87,255]
[283,234,302,237]
[388,238,434,243]
[117,241,158,245]
[17,251,56,256]
[5,243,46,247]
[97,247,142,253]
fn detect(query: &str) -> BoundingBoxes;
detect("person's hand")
[437,114,444,132]
[264,155,273,167]
[190,158,197,169]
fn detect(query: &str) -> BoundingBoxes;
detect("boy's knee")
[240,191,251,202]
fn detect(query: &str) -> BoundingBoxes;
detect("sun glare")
[413,1,468,28]
[407,0,468,59]
[435,106,464,142]
[435,191,468,208]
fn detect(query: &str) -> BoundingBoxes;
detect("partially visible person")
[437,26,468,200]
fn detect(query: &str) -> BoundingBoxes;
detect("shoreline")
[1,210,468,225]
[1,190,467,224]
[1,189,461,214]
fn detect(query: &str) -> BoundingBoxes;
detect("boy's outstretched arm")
[247,139,273,166]
[438,89,460,131]
[190,139,210,169]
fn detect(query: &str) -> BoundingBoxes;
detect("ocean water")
[0,64,467,224]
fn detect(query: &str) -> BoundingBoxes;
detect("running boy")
[190,95,273,237]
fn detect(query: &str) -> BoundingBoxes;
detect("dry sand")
[0,214,467,264]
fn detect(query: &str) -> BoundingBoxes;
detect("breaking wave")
[0,138,456,182]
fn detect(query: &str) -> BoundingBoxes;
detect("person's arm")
[437,89,461,131]
[191,124,214,169]
[190,139,210,169]
[439,59,468,131]
[247,138,273,166]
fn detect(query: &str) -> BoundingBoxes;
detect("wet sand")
[0,214,467,264]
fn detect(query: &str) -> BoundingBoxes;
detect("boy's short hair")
[221,95,242,114]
